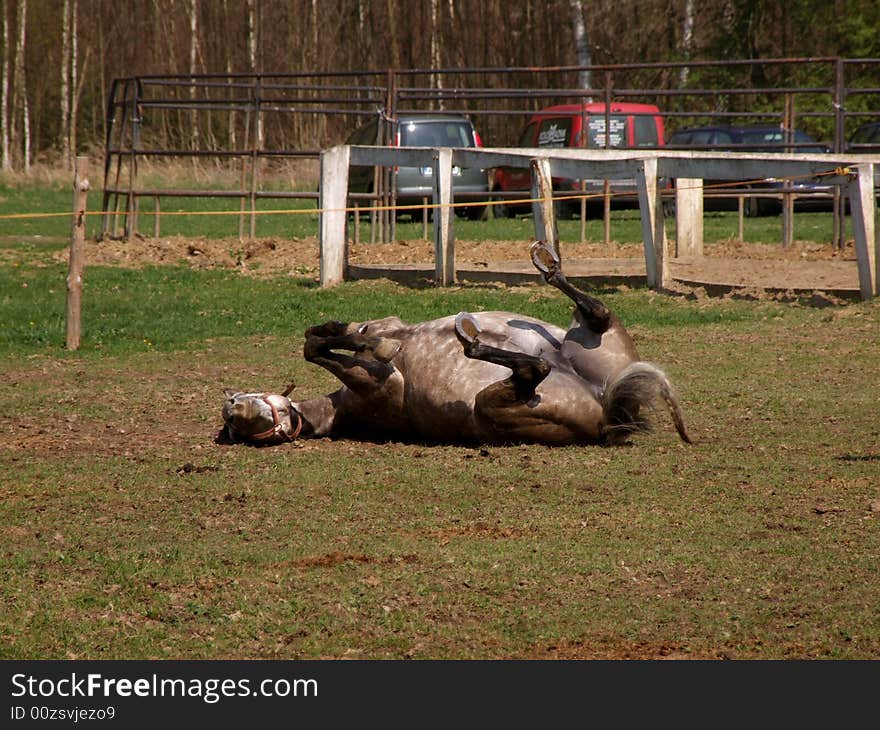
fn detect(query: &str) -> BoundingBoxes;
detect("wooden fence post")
[635,156,669,290]
[319,145,350,287]
[66,156,90,350]
[674,178,703,258]
[433,147,455,286]
[530,157,559,255]
[847,162,877,300]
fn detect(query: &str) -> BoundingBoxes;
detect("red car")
[491,102,665,218]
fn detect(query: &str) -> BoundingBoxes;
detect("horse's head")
[219,390,303,445]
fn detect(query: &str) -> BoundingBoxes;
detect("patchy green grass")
[1,252,879,660]
[0,254,776,357]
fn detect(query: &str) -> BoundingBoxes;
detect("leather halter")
[248,395,303,443]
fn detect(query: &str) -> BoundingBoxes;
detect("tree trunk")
[680,0,695,87]
[430,0,443,109]
[69,0,77,160]
[247,0,261,147]
[223,0,235,149]
[569,0,591,93]
[1,0,9,170]
[60,0,70,164]
[386,0,399,69]
[189,0,199,150]
[13,0,28,171]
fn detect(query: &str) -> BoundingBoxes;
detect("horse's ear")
[223,389,237,398]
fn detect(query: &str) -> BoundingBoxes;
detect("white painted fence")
[319,145,878,300]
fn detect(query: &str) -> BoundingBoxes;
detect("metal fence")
[102,57,880,245]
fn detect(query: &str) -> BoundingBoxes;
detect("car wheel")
[745,189,781,217]
[464,203,487,221]
[745,194,760,217]
[490,187,513,219]
[758,197,782,216]
[554,199,577,221]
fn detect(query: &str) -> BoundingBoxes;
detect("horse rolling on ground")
[220,241,691,447]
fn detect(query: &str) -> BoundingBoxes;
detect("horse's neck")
[293,391,343,438]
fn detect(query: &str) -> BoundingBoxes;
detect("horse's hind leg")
[455,312,551,399]
[530,240,611,333]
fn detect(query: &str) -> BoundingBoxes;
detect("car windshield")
[400,121,474,147]
[739,129,819,150]
[851,124,880,144]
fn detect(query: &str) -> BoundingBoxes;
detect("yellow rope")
[0,168,852,222]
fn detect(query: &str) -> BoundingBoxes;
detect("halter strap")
[249,396,302,443]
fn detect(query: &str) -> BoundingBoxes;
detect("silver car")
[346,113,489,220]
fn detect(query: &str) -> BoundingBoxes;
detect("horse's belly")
[399,341,505,442]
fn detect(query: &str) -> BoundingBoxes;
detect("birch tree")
[569,0,591,93]
[247,0,261,148]
[12,0,28,171]
[1,0,9,170]
[60,0,70,163]
[223,0,235,148]
[430,0,443,108]
[70,0,79,160]
[679,0,695,87]
[189,0,199,149]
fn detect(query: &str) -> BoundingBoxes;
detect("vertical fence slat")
[66,156,90,351]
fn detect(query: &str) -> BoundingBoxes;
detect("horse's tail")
[600,361,692,445]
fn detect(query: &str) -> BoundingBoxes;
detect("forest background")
[1,0,880,173]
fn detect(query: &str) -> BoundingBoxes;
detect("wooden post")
[737,196,745,241]
[635,157,668,290]
[432,147,455,286]
[579,179,586,243]
[319,145,351,287]
[353,203,360,246]
[530,157,559,255]
[847,163,877,300]
[782,192,794,248]
[66,156,90,350]
[674,177,703,258]
[603,180,612,246]
[422,197,429,240]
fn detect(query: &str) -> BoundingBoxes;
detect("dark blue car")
[665,124,832,215]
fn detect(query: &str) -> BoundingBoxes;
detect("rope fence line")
[0,168,855,223]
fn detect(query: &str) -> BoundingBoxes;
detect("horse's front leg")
[303,322,401,396]
[530,240,611,333]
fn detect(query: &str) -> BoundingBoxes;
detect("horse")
[220,241,691,447]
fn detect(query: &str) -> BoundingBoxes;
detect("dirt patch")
[48,233,861,295]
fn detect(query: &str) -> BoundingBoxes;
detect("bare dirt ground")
[53,234,862,298]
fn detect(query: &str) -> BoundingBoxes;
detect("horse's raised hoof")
[305,320,349,338]
[454,312,481,345]
[529,240,560,279]
[372,337,401,363]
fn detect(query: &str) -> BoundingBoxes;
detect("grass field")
[1,178,878,660]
